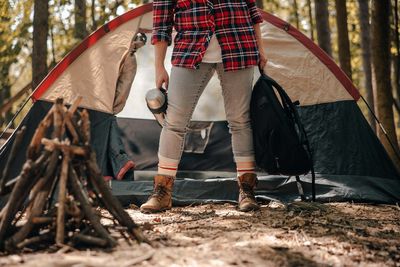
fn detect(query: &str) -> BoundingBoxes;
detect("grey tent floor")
[111,171,400,206]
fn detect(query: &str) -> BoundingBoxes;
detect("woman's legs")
[216,64,259,211]
[215,63,255,174]
[158,64,215,177]
[140,63,215,213]
[236,161,256,176]
[141,63,258,213]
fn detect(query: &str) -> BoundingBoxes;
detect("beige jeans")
[158,63,255,165]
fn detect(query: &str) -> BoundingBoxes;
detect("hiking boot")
[140,175,174,213]
[237,173,260,212]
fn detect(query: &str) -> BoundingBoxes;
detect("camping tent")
[1,3,399,205]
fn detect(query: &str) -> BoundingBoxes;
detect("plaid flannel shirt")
[151,0,263,72]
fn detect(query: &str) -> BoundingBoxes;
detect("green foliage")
[0,0,32,126]
[0,0,398,133]
[347,0,363,93]
[49,0,76,63]
[0,0,31,83]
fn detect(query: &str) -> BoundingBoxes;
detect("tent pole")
[1,13,147,156]
[0,95,33,155]
[360,94,400,162]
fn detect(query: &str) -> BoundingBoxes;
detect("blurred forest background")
[0,0,399,164]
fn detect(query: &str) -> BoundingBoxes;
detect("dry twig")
[0,97,145,252]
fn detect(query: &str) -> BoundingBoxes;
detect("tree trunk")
[91,0,97,31]
[49,23,57,68]
[392,0,400,125]
[74,0,88,40]
[307,0,315,41]
[335,0,352,81]
[314,0,332,57]
[293,0,300,29]
[0,1,29,127]
[0,2,11,127]
[32,0,49,89]
[256,0,264,9]
[371,0,400,168]
[357,0,375,131]
[0,84,12,128]
[97,0,108,26]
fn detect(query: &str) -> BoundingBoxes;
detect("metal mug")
[145,88,168,126]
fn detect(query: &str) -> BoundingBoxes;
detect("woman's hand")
[155,65,169,90]
[253,23,267,72]
[258,49,268,71]
[154,41,169,89]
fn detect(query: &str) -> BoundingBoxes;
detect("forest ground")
[0,202,399,267]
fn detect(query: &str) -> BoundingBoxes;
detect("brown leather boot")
[237,173,260,212]
[140,175,174,213]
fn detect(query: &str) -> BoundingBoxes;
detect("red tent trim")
[260,11,360,101]
[32,4,360,102]
[32,3,153,101]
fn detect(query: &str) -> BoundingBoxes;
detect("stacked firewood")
[0,98,147,252]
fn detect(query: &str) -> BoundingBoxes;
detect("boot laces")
[240,183,256,200]
[150,184,169,201]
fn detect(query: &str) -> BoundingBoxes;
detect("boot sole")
[140,206,171,214]
[238,204,260,212]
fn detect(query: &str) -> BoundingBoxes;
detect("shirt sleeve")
[151,0,176,46]
[246,0,263,25]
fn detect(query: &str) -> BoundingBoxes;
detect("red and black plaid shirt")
[151,0,263,72]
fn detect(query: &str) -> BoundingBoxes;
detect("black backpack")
[250,71,315,200]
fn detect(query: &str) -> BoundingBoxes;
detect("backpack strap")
[260,71,317,201]
[310,160,316,201]
[295,175,306,201]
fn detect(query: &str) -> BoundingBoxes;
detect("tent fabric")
[0,101,132,180]
[1,4,399,205]
[116,118,236,171]
[113,38,144,114]
[34,3,357,118]
[258,20,354,106]
[101,117,135,179]
[260,12,360,102]
[117,100,399,180]
[112,174,400,206]
[299,101,398,179]
[37,6,153,114]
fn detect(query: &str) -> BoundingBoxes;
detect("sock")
[236,161,256,177]
[158,161,178,177]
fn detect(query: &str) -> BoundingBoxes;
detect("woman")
[140,0,267,213]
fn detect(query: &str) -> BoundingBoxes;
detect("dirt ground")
[0,202,399,267]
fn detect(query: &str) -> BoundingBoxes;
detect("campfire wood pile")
[0,98,147,253]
